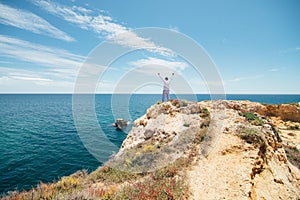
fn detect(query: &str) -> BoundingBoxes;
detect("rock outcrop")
[118,100,300,199]
[187,100,300,200]
[258,103,300,122]
[114,100,211,173]
[119,100,209,151]
[112,118,129,130]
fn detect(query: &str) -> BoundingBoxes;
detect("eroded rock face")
[117,100,300,199]
[119,101,208,151]
[259,103,300,122]
[187,100,300,200]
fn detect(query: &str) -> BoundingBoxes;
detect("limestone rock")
[187,100,300,200]
[259,103,300,122]
[144,129,155,140]
[117,100,300,199]
[119,100,208,153]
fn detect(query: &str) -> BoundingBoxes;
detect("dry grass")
[285,146,300,169]
[2,178,81,200]
[238,127,266,146]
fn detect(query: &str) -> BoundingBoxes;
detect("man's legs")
[162,90,170,102]
[166,90,170,101]
[162,90,168,102]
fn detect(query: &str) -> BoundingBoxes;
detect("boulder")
[112,118,129,130]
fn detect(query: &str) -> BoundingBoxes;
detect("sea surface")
[0,94,300,193]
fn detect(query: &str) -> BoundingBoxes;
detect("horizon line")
[0,93,300,95]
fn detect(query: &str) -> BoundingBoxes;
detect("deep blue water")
[0,94,299,193]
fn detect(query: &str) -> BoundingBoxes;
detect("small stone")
[144,129,155,140]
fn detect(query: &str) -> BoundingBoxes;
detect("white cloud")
[269,68,279,72]
[0,61,12,64]
[98,57,192,93]
[0,35,83,71]
[129,57,188,75]
[0,35,111,92]
[32,0,126,35]
[280,47,300,54]
[168,25,180,32]
[109,31,175,56]
[0,75,74,92]
[291,47,300,51]
[228,74,264,82]
[0,35,90,89]
[11,76,52,82]
[0,3,74,41]
[0,66,77,92]
[0,67,53,83]
[32,0,175,56]
[269,67,285,72]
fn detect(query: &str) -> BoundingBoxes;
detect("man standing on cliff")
[158,72,174,102]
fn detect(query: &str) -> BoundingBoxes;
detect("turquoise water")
[0,94,299,193]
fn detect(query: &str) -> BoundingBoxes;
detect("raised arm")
[157,73,164,81]
[169,73,175,82]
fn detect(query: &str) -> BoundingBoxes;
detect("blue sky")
[0,0,299,94]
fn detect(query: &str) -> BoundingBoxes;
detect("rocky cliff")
[258,103,300,122]
[117,100,300,199]
[2,100,300,200]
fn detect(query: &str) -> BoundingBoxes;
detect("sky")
[0,0,299,94]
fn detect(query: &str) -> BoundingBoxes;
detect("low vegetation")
[170,99,189,108]
[242,112,264,126]
[285,146,300,169]
[288,125,299,130]
[114,157,191,199]
[1,171,87,200]
[88,165,138,184]
[200,108,210,117]
[238,127,266,146]
[2,160,191,200]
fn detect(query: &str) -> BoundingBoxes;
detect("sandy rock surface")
[188,101,300,200]
[118,100,300,199]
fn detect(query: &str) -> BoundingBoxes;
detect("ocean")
[0,94,299,193]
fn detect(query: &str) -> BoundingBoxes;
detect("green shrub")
[202,108,209,114]
[251,118,264,126]
[88,165,137,183]
[285,146,300,169]
[200,108,210,117]
[289,125,299,130]
[239,127,265,145]
[243,112,264,126]
[56,176,80,191]
[243,112,256,120]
